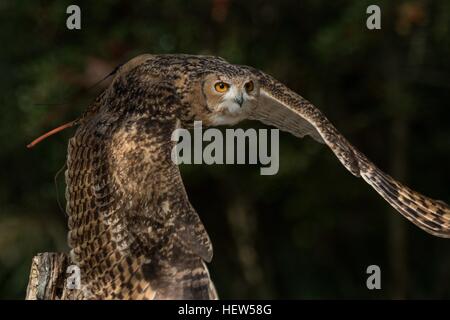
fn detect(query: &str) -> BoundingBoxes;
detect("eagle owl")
[31,54,450,299]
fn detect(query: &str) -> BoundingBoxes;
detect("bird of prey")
[29,54,450,300]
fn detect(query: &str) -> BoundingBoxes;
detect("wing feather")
[66,80,217,299]
[248,68,450,238]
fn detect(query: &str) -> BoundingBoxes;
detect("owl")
[29,54,450,299]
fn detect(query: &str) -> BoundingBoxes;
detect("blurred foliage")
[0,0,449,299]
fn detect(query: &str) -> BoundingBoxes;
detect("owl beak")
[234,94,244,107]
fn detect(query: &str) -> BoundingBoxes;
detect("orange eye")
[245,81,254,93]
[214,82,230,93]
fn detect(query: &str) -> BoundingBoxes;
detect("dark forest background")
[0,0,449,299]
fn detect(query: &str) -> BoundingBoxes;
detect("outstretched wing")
[247,67,450,238]
[66,82,217,299]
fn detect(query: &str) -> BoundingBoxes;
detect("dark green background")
[1,0,449,299]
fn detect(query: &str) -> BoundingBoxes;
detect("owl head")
[198,71,260,126]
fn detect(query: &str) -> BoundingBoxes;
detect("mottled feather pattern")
[67,118,215,299]
[65,61,217,299]
[247,67,450,237]
[354,150,450,237]
[62,54,447,300]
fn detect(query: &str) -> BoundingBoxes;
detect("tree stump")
[25,252,82,300]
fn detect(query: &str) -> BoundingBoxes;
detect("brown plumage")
[33,54,449,299]
[247,68,450,237]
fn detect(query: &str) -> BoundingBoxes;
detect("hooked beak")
[234,94,244,107]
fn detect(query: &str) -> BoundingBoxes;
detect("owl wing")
[246,67,450,238]
[66,83,216,299]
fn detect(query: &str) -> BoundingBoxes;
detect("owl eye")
[214,82,230,93]
[245,81,254,93]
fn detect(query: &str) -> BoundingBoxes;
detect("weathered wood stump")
[25,252,82,300]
